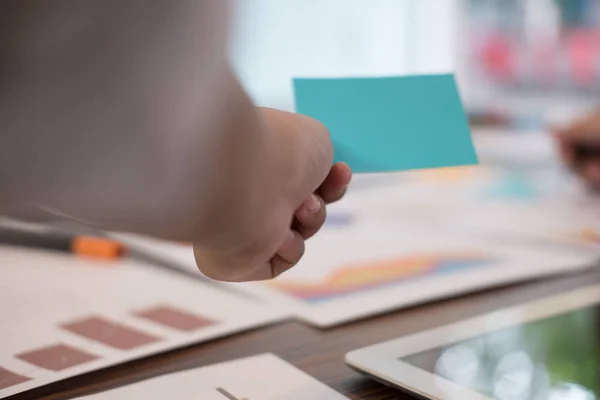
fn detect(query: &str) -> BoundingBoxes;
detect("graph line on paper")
[265,253,498,303]
[408,165,482,183]
[216,387,249,400]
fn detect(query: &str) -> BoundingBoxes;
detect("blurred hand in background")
[553,109,600,190]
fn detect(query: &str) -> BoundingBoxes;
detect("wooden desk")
[12,266,600,400]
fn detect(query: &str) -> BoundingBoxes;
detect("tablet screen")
[401,306,600,399]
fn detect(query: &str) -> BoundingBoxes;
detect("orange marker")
[0,227,126,259]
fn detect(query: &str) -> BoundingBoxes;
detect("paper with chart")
[0,247,286,398]
[237,219,593,327]
[111,211,594,328]
[78,354,348,399]
[414,132,600,251]
[409,166,600,252]
[452,195,600,252]
[344,161,600,252]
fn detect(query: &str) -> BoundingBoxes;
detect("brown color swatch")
[0,367,30,390]
[134,305,216,332]
[61,316,159,350]
[16,343,98,371]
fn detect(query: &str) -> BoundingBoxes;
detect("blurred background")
[229,0,600,126]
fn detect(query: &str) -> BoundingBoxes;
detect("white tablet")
[346,285,600,400]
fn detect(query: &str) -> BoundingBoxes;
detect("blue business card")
[293,74,478,173]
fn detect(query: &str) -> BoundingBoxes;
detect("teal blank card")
[293,74,478,173]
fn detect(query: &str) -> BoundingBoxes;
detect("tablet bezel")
[345,285,600,400]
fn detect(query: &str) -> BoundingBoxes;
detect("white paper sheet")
[351,164,600,253]
[237,219,593,327]
[446,188,600,252]
[78,354,348,400]
[0,247,286,398]
[113,216,593,328]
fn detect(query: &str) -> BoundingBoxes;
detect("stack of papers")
[0,247,285,398]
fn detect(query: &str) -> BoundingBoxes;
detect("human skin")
[553,108,600,190]
[0,0,352,282]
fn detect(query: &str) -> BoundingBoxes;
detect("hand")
[193,108,352,282]
[273,162,352,277]
[553,109,600,189]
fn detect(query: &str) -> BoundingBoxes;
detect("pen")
[0,227,126,259]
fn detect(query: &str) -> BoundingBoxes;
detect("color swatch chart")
[77,354,349,400]
[0,247,284,398]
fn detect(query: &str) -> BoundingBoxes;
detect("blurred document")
[0,247,285,398]
[293,74,477,173]
[79,354,348,399]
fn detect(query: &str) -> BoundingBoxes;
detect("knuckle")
[296,215,325,240]
[196,263,245,282]
[326,187,346,204]
[194,250,258,282]
[271,266,289,278]
[281,239,305,266]
[293,243,306,264]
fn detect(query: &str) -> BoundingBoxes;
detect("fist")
[193,108,352,282]
[273,161,352,278]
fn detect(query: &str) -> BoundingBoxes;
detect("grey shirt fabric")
[0,0,241,239]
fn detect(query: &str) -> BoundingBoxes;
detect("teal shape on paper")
[293,74,478,173]
[483,173,540,200]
